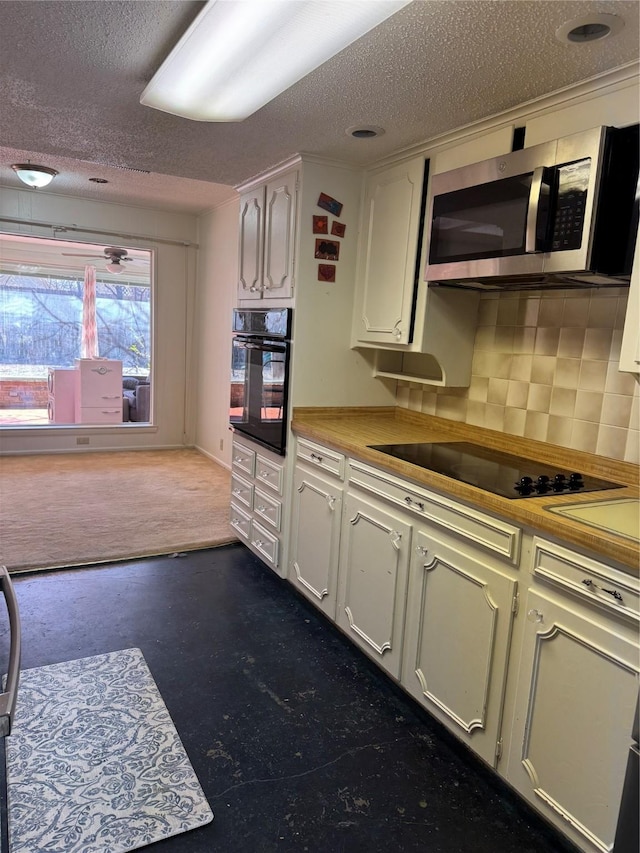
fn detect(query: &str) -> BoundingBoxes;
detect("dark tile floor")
[3,544,578,852]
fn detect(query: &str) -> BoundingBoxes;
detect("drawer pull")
[602,587,623,602]
[256,505,267,513]
[254,539,263,547]
[232,488,243,496]
[404,496,425,511]
[326,495,336,511]
[310,452,324,463]
[582,578,624,603]
[389,530,402,551]
[259,470,270,479]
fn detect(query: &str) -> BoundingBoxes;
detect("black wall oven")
[230,308,292,455]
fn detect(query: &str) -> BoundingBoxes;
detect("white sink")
[548,498,640,542]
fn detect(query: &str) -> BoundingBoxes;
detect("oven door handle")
[238,341,287,353]
[0,565,21,737]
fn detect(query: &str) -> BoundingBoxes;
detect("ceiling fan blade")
[61,252,104,258]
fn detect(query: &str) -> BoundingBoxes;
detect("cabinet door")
[402,530,517,767]
[289,465,342,619]
[263,170,297,300]
[238,188,264,300]
[507,589,639,853]
[353,157,425,346]
[337,491,411,678]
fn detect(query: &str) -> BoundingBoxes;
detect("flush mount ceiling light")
[140,0,410,122]
[556,13,624,44]
[11,163,58,188]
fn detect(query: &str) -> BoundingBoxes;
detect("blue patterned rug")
[7,648,213,852]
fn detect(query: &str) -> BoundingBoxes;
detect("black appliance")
[424,124,639,289]
[0,565,21,853]
[368,442,624,499]
[230,308,292,455]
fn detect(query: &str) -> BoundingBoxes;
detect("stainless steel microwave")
[424,124,639,290]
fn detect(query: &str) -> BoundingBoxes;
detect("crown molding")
[368,60,640,171]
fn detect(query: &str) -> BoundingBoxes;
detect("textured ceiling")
[0,0,638,215]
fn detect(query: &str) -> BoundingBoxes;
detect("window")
[0,233,152,426]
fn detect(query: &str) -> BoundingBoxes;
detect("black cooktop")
[368,442,624,499]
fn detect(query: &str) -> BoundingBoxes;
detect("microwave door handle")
[525,167,545,254]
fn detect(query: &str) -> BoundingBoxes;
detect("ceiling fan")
[61,246,150,274]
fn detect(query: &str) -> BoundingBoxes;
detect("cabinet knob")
[389,530,402,550]
[310,452,324,463]
[415,545,429,557]
[326,495,336,511]
[527,608,544,623]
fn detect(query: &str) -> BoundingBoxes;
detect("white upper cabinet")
[352,156,426,346]
[238,169,298,302]
[238,188,263,299]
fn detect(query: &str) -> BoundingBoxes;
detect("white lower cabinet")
[336,490,412,679]
[289,465,343,619]
[285,440,639,852]
[402,529,517,767]
[506,539,640,853]
[230,435,285,573]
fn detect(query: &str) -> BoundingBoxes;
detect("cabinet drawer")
[231,441,256,477]
[255,455,284,495]
[76,407,122,424]
[348,459,521,565]
[297,439,345,480]
[531,537,639,624]
[230,502,251,541]
[250,519,279,568]
[231,473,253,510]
[253,487,282,532]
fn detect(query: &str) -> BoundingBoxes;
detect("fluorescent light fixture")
[11,163,58,188]
[140,0,410,122]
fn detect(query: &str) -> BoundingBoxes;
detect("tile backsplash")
[396,287,639,463]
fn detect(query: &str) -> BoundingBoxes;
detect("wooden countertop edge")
[291,407,640,574]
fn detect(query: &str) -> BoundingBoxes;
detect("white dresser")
[74,359,123,424]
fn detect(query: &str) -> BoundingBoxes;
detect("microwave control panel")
[550,158,590,251]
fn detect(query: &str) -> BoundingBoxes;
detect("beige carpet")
[0,449,237,573]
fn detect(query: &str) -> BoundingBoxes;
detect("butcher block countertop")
[291,406,640,574]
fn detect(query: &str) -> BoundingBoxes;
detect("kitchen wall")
[193,196,239,467]
[0,188,198,454]
[396,286,639,463]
